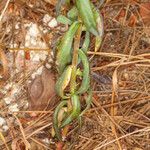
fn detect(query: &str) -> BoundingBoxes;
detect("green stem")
[70,24,82,94]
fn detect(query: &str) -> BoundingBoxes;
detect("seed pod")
[53,100,68,141]
[56,21,80,74]
[61,94,81,128]
[76,0,98,36]
[55,65,73,99]
[77,49,90,94]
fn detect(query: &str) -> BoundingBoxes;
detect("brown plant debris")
[0,0,150,150]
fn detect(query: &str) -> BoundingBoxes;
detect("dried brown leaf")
[29,67,56,111]
[139,2,150,25]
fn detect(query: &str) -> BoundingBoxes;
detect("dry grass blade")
[0,0,149,149]
[0,0,11,23]
[0,132,9,150]
[0,45,9,79]
[110,68,122,150]
[13,114,31,150]
[94,127,150,150]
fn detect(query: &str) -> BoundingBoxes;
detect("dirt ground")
[0,0,150,150]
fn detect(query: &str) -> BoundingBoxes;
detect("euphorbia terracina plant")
[53,0,104,141]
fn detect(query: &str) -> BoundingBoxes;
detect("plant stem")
[70,24,82,94]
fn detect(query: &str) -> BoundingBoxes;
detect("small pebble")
[43,14,52,23]
[31,73,36,79]
[0,117,6,126]
[42,138,50,144]
[9,104,19,112]
[2,125,9,132]
[45,63,51,69]
[4,97,11,105]
[36,66,44,75]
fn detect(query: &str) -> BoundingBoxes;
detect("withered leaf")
[28,67,56,111]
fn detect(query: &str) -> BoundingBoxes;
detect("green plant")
[53,0,104,142]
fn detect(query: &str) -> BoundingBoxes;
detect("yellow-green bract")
[61,94,81,128]
[56,21,80,74]
[76,0,98,36]
[77,49,90,94]
[55,65,73,99]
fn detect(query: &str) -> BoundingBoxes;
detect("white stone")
[4,83,13,91]
[9,104,19,112]
[6,25,11,33]
[0,89,6,94]
[0,117,6,126]
[10,43,18,48]
[62,136,66,141]
[31,54,40,62]
[29,4,34,8]
[48,57,53,63]
[29,23,39,37]
[49,139,55,144]
[2,125,9,132]
[43,14,52,23]
[40,42,47,49]
[31,73,36,79]
[45,63,51,69]
[40,52,48,61]
[24,23,31,28]
[30,38,37,46]
[15,23,20,29]
[28,80,32,83]
[43,28,48,34]
[50,51,54,56]
[24,102,29,110]
[36,66,43,75]
[42,138,50,144]
[4,97,11,105]
[11,84,20,96]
